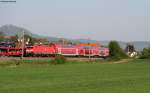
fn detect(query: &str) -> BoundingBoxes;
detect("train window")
[80,50,84,52]
[83,46,92,49]
[93,50,97,52]
[100,51,105,55]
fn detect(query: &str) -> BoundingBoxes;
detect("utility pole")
[88,44,91,60]
[62,38,65,46]
[88,38,91,60]
[21,30,24,62]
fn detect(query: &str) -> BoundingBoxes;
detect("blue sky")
[0,0,150,41]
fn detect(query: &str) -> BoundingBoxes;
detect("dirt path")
[113,59,132,64]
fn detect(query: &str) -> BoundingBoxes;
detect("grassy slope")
[0,59,150,93]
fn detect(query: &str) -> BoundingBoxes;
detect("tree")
[0,32,5,42]
[11,34,18,43]
[0,32,4,36]
[140,45,150,59]
[24,34,35,44]
[108,41,128,60]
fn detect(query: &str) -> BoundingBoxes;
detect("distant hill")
[0,24,59,41]
[0,24,149,51]
[70,39,150,51]
[0,24,41,38]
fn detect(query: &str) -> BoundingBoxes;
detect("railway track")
[0,57,104,62]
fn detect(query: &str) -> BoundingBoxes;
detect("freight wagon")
[0,47,22,57]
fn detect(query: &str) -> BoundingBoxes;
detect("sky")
[0,0,150,41]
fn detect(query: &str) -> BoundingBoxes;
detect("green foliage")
[52,54,66,64]
[140,45,150,59]
[109,41,128,60]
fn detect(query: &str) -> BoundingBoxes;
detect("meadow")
[0,59,150,93]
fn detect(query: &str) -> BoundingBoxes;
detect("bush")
[52,54,66,64]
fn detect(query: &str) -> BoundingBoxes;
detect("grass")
[0,59,150,93]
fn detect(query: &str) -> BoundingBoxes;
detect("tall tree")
[108,41,128,60]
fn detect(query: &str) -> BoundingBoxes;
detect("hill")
[0,24,59,41]
[0,24,41,38]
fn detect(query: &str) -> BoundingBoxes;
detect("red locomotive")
[25,44,55,57]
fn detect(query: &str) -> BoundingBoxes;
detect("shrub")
[52,54,66,64]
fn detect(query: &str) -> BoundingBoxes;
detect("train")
[0,42,109,58]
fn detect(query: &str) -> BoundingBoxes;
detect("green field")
[0,59,150,93]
